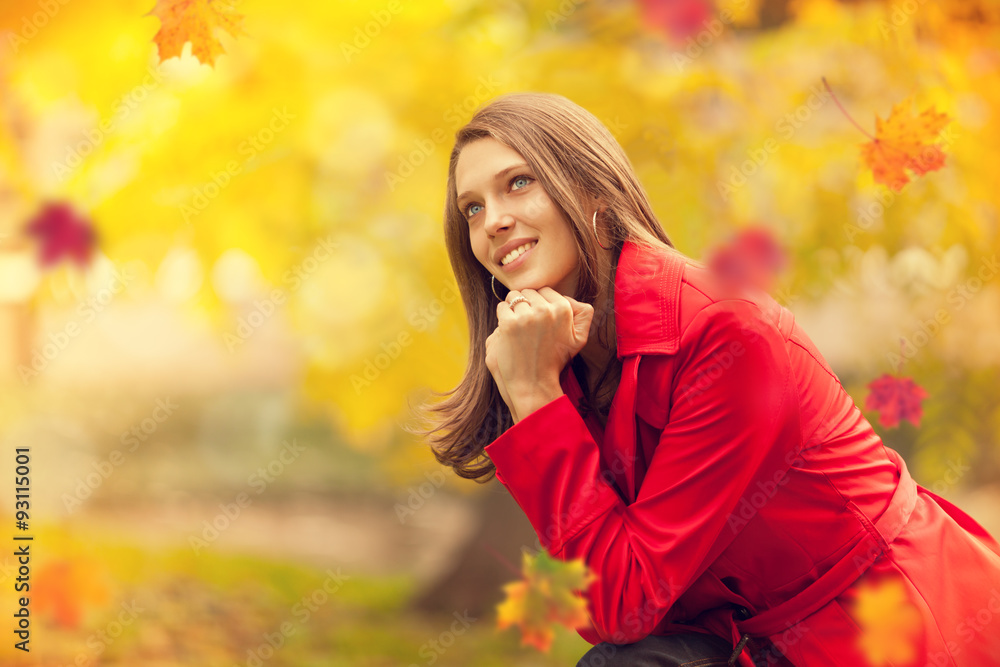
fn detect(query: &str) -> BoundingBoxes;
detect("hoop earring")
[491,274,502,300]
[593,210,610,250]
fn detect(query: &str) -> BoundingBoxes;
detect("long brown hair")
[406,92,677,482]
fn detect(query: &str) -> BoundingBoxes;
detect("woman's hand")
[485,328,519,422]
[484,287,594,423]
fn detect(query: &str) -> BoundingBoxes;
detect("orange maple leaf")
[823,78,952,192]
[496,549,595,652]
[34,558,112,629]
[147,0,245,67]
[859,97,951,192]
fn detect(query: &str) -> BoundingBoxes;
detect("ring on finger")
[507,295,529,309]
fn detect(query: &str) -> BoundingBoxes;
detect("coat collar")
[568,238,689,503]
[613,238,687,358]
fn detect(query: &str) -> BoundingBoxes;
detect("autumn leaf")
[34,558,112,629]
[824,78,951,192]
[864,373,929,429]
[496,549,596,652]
[859,97,951,192]
[148,0,246,67]
[706,225,787,292]
[852,577,923,666]
[638,0,715,41]
[24,201,97,268]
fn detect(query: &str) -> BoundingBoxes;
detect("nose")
[483,200,516,237]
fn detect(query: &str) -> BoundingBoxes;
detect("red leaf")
[638,0,715,41]
[24,202,97,268]
[864,373,929,429]
[706,226,787,291]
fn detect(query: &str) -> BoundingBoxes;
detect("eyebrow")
[456,163,531,208]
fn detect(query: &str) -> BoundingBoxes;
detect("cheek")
[526,194,551,218]
[470,233,489,265]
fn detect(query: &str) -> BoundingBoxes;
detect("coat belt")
[734,447,919,639]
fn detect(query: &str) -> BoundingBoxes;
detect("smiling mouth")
[500,240,538,267]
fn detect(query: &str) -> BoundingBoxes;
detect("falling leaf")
[638,0,715,41]
[34,558,112,629]
[859,98,951,192]
[148,0,246,67]
[706,225,787,291]
[852,577,923,666]
[864,373,929,429]
[496,549,595,652]
[24,201,97,268]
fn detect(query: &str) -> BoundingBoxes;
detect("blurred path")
[72,491,478,585]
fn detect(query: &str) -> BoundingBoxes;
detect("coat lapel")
[556,241,690,502]
[603,355,641,502]
[601,240,688,503]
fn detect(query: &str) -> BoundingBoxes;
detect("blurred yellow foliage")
[853,576,922,666]
[0,0,996,468]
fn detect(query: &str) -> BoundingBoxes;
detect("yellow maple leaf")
[495,549,596,652]
[859,97,951,192]
[852,577,922,666]
[147,0,246,67]
[496,580,528,630]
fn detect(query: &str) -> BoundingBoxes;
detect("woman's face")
[455,137,582,299]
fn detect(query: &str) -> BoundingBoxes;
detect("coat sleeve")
[484,299,801,645]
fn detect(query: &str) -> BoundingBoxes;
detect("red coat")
[484,238,1000,666]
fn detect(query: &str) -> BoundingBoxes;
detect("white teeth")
[501,241,537,266]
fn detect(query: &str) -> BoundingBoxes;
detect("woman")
[410,91,1000,666]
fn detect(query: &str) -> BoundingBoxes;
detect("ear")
[588,194,610,220]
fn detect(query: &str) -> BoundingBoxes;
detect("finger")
[559,292,592,313]
[505,288,535,306]
[560,292,590,308]
[568,297,594,318]
[499,290,536,320]
[504,287,522,302]
[533,287,575,321]
[533,286,565,305]
[497,300,532,324]
[538,287,577,315]
[497,301,517,325]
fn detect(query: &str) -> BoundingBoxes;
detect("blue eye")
[464,176,535,218]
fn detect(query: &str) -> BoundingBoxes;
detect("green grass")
[10,521,590,666]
